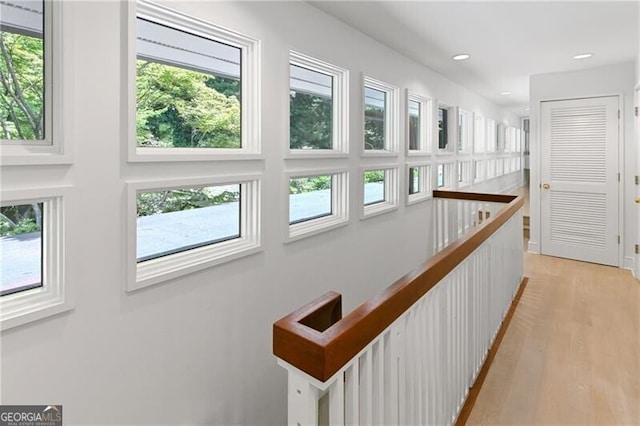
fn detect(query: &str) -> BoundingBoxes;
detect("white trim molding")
[1,186,73,330]
[406,162,432,206]
[287,51,349,158]
[126,174,262,292]
[361,165,400,219]
[285,169,350,243]
[124,0,262,162]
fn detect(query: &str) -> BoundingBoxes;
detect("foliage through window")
[136,18,241,149]
[289,65,333,150]
[0,0,45,141]
[1,202,43,296]
[289,175,332,224]
[136,184,241,262]
[409,167,420,195]
[364,87,385,150]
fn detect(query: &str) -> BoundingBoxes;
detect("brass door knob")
[542,183,550,190]
[635,197,640,204]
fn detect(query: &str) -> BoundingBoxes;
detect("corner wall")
[529,62,637,271]
[0,1,521,424]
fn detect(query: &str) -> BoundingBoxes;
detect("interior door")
[540,96,619,266]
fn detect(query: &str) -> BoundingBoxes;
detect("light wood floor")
[467,253,640,425]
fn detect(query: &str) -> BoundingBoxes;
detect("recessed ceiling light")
[522,106,530,111]
[501,91,512,95]
[452,54,470,61]
[573,53,593,60]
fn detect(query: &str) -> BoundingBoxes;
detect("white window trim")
[287,51,349,158]
[486,118,497,153]
[126,174,262,292]
[457,160,473,189]
[406,91,432,156]
[436,161,455,189]
[285,169,349,243]
[124,0,262,163]
[361,165,399,219]
[457,107,472,154]
[1,1,74,166]
[362,75,399,157]
[473,112,486,154]
[436,103,455,155]
[406,162,432,206]
[0,186,72,330]
[474,159,486,184]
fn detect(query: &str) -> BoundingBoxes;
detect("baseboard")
[455,277,529,425]
[623,256,636,275]
[527,240,539,254]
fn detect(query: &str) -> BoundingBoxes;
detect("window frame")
[457,160,472,188]
[473,112,486,154]
[436,161,454,189]
[457,107,471,154]
[360,166,399,219]
[285,169,349,242]
[362,75,399,156]
[126,174,262,291]
[0,1,73,166]
[287,51,349,158]
[0,186,71,330]
[436,103,454,154]
[406,91,432,155]
[486,118,497,153]
[474,159,485,184]
[125,0,261,162]
[406,162,432,206]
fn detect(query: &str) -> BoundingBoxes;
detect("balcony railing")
[273,190,525,425]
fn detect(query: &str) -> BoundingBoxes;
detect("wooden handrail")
[273,191,524,382]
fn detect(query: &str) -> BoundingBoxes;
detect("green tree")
[364,106,384,150]
[136,60,241,148]
[0,31,44,140]
[289,91,332,149]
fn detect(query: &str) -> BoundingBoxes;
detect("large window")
[130,2,260,161]
[288,53,348,154]
[127,177,261,291]
[1,202,43,296]
[136,18,241,149]
[0,0,46,143]
[363,76,398,153]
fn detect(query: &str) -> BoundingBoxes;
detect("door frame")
[536,93,624,268]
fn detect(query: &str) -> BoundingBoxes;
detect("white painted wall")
[528,62,637,273]
[0,1,521,424]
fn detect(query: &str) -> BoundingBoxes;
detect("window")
[473,113,485,153]
[457,108,471,153]
[362,167,399,218]
[437,162,453,188]
[406,163,431,205]
[1,0,69,164]
[486,158,496,178]
[437,106,452,151]
[486,119,496,153]
[496,158,504,176]
[437,164,445,188]
[127,176,261,291]
[363,76,398,153]
[407,92,431,154]
[474,160,485,183]
[0,0,45,143]
[0,188,68,331]
[287,171,349,241]
[129,1,260,161]
[457,160,472,188]
[497,123,506,152]
[1,203,43,297]
[289,52,348,155]
[136,184,241,263]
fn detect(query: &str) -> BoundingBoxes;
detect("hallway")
[467,253,640,424]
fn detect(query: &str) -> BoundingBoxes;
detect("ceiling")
[310,1,639,117]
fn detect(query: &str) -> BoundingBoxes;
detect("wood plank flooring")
[466,253,640,425]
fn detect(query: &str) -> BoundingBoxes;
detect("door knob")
[542,183,550,190]
[636,197,640,204]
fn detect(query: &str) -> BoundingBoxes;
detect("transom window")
[409,167,420,195]
[364,170,385,205]
[361,167,399,218]
[136,184,241,262]
[407,93,431,154]
[437,164,445,188]
[1,202,43,296]
[406,163,431,205]
[289,176,332,224]
[136,18,241,149]
[0,0,45,143]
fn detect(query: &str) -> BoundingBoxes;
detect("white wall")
[0,1,521,424]
[529,62,637,272]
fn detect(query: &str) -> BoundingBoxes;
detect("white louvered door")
[540,96,619,266]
